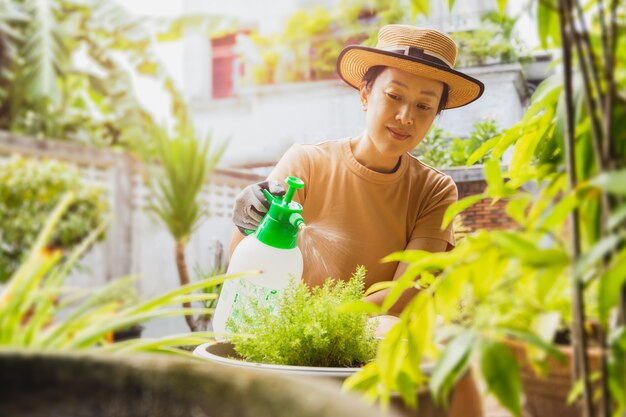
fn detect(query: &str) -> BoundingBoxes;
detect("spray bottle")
[212,176,305,337]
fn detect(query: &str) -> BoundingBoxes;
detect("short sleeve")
[409,175,458,249]
[267,144,310,204]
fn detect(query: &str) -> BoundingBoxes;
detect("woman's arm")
[363,236,449,315]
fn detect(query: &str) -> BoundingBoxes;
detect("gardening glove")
[232,180,285,235]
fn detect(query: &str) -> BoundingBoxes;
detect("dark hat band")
[384,46,452,68]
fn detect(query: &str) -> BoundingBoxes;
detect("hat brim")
[337,46,484,109]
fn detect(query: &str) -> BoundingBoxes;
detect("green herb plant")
[228,266,377,368]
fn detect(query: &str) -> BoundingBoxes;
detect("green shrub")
[0,156,109,282]
[228,267,377,367]
[414,120,500,168]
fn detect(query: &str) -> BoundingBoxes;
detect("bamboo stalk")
[599,2,620,415]
[568,0,606,171]
[572,0,606,109]
[603,0,618,166]
[559,1,594,417]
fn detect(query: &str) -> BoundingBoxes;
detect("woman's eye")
[417,104,432,111]
[386,93,400,100]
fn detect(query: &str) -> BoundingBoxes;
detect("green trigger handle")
[243,177,304,236]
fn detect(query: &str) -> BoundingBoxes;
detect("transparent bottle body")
[212,235,303,337]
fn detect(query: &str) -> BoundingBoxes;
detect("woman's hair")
[361,65,449,114]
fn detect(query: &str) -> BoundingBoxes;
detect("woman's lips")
[386,127,411,140]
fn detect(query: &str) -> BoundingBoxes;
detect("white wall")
[189,63,528,166]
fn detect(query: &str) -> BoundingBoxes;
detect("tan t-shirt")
[267,138,457,289]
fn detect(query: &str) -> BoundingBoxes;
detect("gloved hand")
[232,180,286,234]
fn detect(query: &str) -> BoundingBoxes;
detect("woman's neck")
[350,134,401,173]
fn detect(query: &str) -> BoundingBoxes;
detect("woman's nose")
[395,106,414,125]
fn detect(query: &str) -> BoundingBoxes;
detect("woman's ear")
[359,83,369,111]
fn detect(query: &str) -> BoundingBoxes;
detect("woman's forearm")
[363,286,420,316]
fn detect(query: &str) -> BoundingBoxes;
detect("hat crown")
[376,25,457,68]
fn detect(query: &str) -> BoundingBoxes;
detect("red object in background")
[211,33,245,99]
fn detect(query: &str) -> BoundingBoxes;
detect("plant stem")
[559,1,594,417]
[176,239,203,332]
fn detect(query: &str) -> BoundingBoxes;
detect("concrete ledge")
[0,349,389,417]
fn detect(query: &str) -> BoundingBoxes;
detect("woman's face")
[360,67,444,160]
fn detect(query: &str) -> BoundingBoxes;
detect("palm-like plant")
[148,124,226,332]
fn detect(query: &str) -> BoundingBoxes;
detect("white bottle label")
[227,279,281,329]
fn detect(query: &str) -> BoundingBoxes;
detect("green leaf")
[505,195,532,226]
[442,194,485,229]
[480,340,522,417]
[537,0,560,49]
[501,329,564,362]
[409,0,430,17]
[343,361,380,396]
[567,372,601,405]
[485,159,504,190]
[397,371,418,408]
[590,170,626,196]
[496,0,507,15]
[608,203,626,231]
[575,234,624,281]
[363,280,396,296]
[598,250,626,326]
[429,331,476,404]
[467,135,500,165]
[537,192,578,231]
[382,271,415,312]
[509,131,543,179]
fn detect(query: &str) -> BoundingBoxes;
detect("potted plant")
[345,1,626,416]
[193,268,447,417]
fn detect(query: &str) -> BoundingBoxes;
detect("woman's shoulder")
[406,153,453,181]
[285,138,347,161]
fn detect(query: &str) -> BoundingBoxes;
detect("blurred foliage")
[0,156,108,283]
[414,119,500,167]
[346,1,626,415]
[0,192,231,355]
[0,0,234,153]
[453,11,522,67]
[246,0,403,85]
[245,0,526,85]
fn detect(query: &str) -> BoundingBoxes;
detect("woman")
[230,24,483,307]
[230,25,485,416]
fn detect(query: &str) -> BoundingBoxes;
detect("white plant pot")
[193,341,435,379]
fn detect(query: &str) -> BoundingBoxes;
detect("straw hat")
[337,25,484,109]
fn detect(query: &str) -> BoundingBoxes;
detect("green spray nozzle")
[261,176,303,206]
[254,176,305,249]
